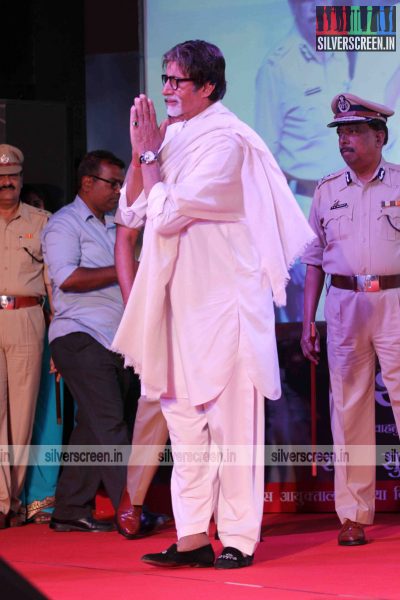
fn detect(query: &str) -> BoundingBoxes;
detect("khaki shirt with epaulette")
[0,202,49,296]
[302,158,400,276]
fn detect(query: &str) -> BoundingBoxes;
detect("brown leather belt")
[331,274,400,292]
[0,295,41,310]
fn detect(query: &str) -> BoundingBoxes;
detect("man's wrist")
[132,153,141,168]
[302,320,316,331]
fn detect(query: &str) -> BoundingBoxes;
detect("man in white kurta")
[113,40,314,569]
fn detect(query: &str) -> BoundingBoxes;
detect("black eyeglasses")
[161,74,195,90]
[91,175,123,190]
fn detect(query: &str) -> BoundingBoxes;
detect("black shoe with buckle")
[214,546,254,569]
[141,543,215,568]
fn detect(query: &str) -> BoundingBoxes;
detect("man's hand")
[130,94,163,156]
[300,324,320,365]
[301,264,325,365]
[49,356,62,383]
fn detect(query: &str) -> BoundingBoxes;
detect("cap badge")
[337,95,351,113]
[0,154,10,164]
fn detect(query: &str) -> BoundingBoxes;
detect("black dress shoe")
[141,543,215,568]
[139,506,172,537]
[214,546,254,569]
[49,516,115,532]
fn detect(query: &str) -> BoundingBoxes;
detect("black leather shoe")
[214,546,254,569]
[49,516,115,532]
[141,543,215,568]
[139,506,172,537]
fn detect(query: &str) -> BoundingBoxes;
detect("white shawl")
[112,102,315,399]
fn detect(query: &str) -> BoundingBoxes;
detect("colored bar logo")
[316,6,396,51]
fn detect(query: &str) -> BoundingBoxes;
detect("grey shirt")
[42,195,124,349]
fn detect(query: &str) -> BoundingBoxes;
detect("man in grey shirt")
[42,150,132,532]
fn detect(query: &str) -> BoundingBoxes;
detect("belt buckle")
[356,275,380,292]
[0,295,15,309]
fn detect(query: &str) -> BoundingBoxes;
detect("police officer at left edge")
[0,144,49,529]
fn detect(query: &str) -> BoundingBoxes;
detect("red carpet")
[2,513,400,599]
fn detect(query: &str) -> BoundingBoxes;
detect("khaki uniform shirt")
[302,158,400,276]
[255,29,349,181]
[0,202,49,296]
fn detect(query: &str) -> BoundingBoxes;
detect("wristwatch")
[139,150,158,165]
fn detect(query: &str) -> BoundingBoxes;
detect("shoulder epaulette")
[385,162,400,174]
[26,204,51,218]
[316,168,346,189]
[266,37,295,65]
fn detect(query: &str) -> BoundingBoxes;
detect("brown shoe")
[9,511,26,527]
[0,512,9,529]
[338,519,367,546]
[116,505,142,539]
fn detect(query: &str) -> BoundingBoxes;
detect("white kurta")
[113,102,315,405]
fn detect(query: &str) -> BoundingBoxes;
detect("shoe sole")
[141,558,214,568]
[50,523,113,533]
[214,560,254,569]
[338,539,367,546]
[116,523,141,540]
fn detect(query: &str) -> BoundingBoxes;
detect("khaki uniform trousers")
[126,395,169,505]
[325,286,400,524]
[0,305,45,514]
[161,351,265,557]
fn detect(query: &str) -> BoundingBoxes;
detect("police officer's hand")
[300,325,320,365]
[49,356,62,383]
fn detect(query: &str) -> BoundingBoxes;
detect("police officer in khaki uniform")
[301,94,400,546]
[0,144,48,528]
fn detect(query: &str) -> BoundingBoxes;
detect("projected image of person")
[112,39,314,569]
[349,1,400,163]
[255,0,349,322]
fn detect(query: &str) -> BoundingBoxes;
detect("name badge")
[330,200,348,210]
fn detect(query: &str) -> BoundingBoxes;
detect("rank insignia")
[305,87,322,96]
